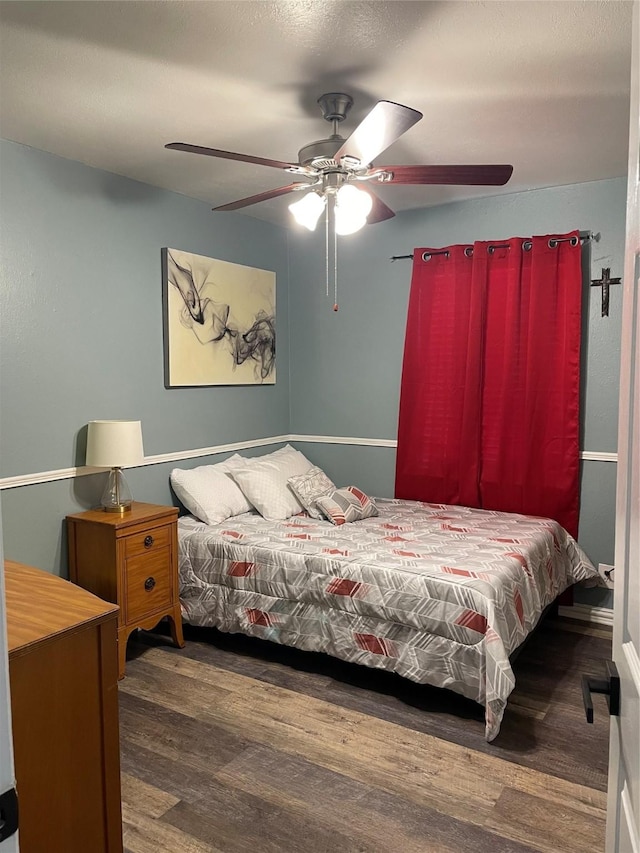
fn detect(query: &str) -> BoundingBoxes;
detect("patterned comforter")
[177,498,597,740]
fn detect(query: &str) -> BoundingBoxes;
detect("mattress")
[177,497,597,740]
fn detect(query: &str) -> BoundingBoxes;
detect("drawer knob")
[144,576,156,592]
[144,535,154,548]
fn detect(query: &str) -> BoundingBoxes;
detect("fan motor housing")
[297,137,344,169]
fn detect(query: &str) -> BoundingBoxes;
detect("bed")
[177,497,597,740]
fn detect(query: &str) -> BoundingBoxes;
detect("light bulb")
[289,191,326,231]
[335,211,367,236]
[335,185,373,235]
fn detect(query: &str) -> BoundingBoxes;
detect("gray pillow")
[315,486,378,526]
[287,465,336,519]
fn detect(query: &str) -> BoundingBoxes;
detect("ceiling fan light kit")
[289,183,373,235]
[166,92,513,309]
[288,190,325,231]
[334,185,373,235]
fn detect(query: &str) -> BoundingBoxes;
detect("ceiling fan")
[165,92,513,230]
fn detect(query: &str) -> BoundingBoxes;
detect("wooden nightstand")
[67,501,185,678]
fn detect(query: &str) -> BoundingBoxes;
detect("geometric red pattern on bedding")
[327,578,363,597]
[441,523,470,533]
[513,590,524,626]
[546,558,554,581]
[442,566,477,577]
[245,608,272,626]
[507,552,532,577]
[354,633,396,657]
[455,609,489,635]
[350,487,373,510]
[316,486,378,526]
[227,561,256,577]
[177,497,597,741]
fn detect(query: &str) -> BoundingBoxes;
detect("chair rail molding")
[0,434,618,490]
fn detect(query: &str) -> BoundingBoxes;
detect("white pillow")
[170,453,253,525]
[229,445,314,520]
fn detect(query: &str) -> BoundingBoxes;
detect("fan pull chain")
[333,223,338,311]
[325,202,329,299]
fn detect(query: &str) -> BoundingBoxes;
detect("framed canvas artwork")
[162,248,276,387]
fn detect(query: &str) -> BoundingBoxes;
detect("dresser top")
[66,501,178,529]
[4,560,119,656]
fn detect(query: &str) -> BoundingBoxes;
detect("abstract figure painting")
[162,248,276,387]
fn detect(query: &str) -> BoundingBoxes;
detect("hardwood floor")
[119,615,611,853]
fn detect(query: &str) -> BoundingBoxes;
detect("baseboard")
[558,603,614,626]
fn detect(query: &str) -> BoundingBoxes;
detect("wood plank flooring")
[119,615,611,853]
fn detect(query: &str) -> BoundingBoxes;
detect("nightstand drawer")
[124,524,171,558]
[125,549,172,622]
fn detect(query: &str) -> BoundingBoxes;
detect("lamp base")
[100,467,134,513]
[103,503,133,514]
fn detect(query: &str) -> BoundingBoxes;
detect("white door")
[0,514,18,851]
[606,3,640,850]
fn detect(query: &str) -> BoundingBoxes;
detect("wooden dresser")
[4,560,123,853]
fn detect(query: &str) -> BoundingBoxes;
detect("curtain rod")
[389,231,598,262]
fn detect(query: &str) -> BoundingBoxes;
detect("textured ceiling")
[0,0,633,225]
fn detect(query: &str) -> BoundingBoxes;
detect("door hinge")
[581,659,620,723]
[0,786,18,841]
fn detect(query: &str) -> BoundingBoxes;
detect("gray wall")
[288,178,627,607]
[0,139,290,573]
[0,138,623,609]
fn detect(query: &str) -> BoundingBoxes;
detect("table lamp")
[85,420,144,513]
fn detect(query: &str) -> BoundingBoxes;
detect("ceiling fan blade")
[166,142,296,171]
[379,164,514,186]
[360,187,396,224]
[334,101,423,167]
[213,183,308,212]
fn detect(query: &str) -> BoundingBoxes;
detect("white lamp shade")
[289,191,326,231]
[86,420,144,468]
[335,185,373,235]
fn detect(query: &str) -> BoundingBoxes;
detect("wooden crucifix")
[591,267,621,317]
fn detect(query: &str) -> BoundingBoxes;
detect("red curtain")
[395,232,582,538]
